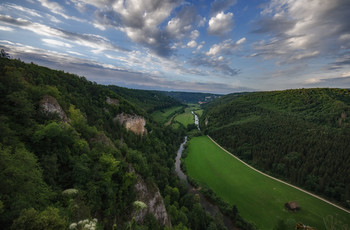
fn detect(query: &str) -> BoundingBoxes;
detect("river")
[191,111,200,130]
[175,136,234,230]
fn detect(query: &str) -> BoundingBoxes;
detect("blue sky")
[0,0,350,94]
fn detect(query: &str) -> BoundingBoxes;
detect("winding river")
[175,136,234,230]
[191,111,200,130]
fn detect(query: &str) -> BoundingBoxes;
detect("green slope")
[201,88,350,209]
[185,136,350,229]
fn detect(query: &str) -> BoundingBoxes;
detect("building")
[284,201,300,211]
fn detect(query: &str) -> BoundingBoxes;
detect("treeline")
[201,89,350,208]
[0,58,234,230]
[162,92,221,104]
[108,85,183,113]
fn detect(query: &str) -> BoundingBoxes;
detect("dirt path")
[165,115,175,126]
[207,135,350,214]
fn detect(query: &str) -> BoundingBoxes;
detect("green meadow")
[151,106,184,124]
[173,104,200,127]
[194,109,203,117]
[185,136,350,230]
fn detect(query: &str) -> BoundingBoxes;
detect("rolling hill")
[201,89,350,209]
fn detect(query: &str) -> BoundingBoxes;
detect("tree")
[11,207,66,230]
[0,144,50,227]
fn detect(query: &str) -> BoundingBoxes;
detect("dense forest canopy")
[162,92,222,104]
[0,58,232,230]
[201,89,350,208]
[108,85,183,113]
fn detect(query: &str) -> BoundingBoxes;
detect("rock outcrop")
[106,97,119,106]
[134,175,171,227]
[40,95,70,122]
[114,113,147,136]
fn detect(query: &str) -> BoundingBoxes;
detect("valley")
[1,58,350,230]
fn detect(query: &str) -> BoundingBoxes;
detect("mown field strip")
[207,135,350,215]
[185,136,350,229]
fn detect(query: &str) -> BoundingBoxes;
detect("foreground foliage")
[0,58,228,230]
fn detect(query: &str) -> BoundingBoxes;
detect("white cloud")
[206,38,243,56]
[236,37,246,45]
[198,17,206,27]
[197,41,205,51]
[190,30,200,40]
[37,0,86,22]
[166,6,198,41]
[341,71,350,77]
[187,40,197,48]
[254,0,350,66]
[0,25,13,31]
[42,38,72,48]
[208,12,234,36]
[0,15,126,53]
[167,17,190,40]
[67,50,84,56]
[339,34,350,41]
[304,78,321,84]
[91,0,184,56]
[4,3,42,18]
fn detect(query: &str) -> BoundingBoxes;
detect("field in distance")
[185,136,350,229]
[151,106,184,124]
[174,104,201,127]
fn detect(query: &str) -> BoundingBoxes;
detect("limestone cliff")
[133,175,171,227]
[114,113,147,136]
[106,97,119,106]
[40,95,70,122]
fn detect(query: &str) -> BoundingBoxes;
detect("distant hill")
[162,91,222,104]
[201,88,350,208]
[108,85,182,113]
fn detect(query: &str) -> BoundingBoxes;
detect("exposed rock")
[40,95,70,122]
[133,175,171,227]
[106,97,119,106]
[114,113,147,136]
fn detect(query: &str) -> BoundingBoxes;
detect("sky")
[0,0,350,94]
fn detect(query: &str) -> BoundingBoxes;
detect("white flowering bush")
[62,188,79,196]
[69,218,98,230]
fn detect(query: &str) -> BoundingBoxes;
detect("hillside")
[162,91,222,104]
[0,58,230,230]
[201,89,350,209]
[108,85,183,113]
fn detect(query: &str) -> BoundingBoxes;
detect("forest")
[0,58,234,230]
[201,89,350,209]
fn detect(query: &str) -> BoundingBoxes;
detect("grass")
[174,104,201,127]
[194,109,203,117]
[185,136,350,230]
[174,113,194,127]
[151,106,184,124]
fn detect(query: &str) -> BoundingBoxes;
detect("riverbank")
[175,136,235,230]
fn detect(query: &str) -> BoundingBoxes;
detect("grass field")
[185,136,350,230]
[194,109,203,117]
[174,104,200,127]
[174,112,194,127]
[151,106,184,124]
